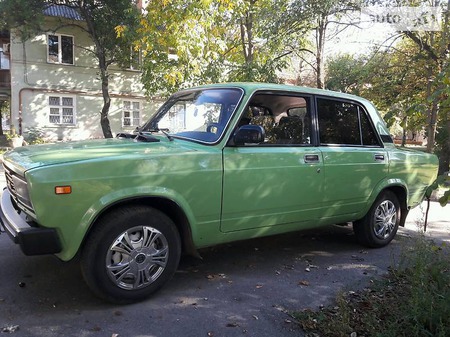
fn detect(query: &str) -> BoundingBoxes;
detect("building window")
[49,95,76,125]
[123,100,141,127]
[48,34,74,65]
[0,43,10,69]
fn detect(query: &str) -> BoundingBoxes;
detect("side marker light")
[55,186,72,195]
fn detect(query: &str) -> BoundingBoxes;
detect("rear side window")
[317,98,379,146]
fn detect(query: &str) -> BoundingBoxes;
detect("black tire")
[81,206,181,304]
[353,190,401,248]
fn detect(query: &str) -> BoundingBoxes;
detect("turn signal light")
[55,186,72,195]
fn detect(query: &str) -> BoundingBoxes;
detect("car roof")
[189,82,369,103]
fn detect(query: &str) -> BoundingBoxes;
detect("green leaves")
[426,174,450,206]
[0,0,45,41]
[136,0,294,95]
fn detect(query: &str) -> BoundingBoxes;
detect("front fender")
[56,186,198,261]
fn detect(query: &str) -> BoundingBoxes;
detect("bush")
[293,236,450,337]
[24,127,47,145]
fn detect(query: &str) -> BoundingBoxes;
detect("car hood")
[2,138,197,174]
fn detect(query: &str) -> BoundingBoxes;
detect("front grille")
[4,164,17,195]
[3,163,35,216]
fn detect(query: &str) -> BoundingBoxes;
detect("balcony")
[0,69,10,88]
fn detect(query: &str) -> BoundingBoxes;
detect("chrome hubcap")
[373,200,397,240]
[106,226,169,290]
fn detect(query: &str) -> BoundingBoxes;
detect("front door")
[220,92,323,232]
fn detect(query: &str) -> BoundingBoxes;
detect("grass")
[292,235,450,337]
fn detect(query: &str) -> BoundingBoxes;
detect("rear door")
[316,97,388,221]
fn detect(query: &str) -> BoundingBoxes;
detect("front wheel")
[353,190,401,248]
[81,206,181,304]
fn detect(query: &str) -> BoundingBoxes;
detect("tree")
[325,54,367,94]
[0,0,141,138]
[325,44,430,146]
[286,0,359,88]
[0,0,44,41]
[133,0,294,96]
[398,0,450,172]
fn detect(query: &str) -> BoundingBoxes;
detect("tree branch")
[402,31,439,62]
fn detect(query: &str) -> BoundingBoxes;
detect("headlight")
[12,175,33,210]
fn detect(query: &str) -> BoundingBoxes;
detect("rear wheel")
[353,190,401,248]
[81,206,181,304]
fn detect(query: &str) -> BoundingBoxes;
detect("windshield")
[141,88,243,143]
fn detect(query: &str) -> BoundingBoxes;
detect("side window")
[317,98,379,146]
[238,93,312,145]
[360,109,379,145]
[48,34,74,65]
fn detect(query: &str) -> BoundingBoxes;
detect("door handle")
[374,154,385,161]
[304,154,320,163]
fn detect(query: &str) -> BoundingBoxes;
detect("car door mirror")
[233,125,265,145]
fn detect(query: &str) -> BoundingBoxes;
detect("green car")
[0,83,439,303]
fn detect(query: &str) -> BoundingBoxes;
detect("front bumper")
[0,189,61,255]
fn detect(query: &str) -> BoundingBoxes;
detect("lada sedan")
[0,83,439,303]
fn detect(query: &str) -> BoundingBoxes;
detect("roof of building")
[43,4,83,21]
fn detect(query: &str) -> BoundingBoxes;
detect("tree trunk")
[427,101,438,153]
[440,112,450,174]
[239,1,255,66]
[315,14,327,89]
[77,0,113,139]
[99,66,113,138]
[401,116,407,147]
[425,63,438,153]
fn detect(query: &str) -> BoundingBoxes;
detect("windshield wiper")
[146,128,174,142]
[134,132,160,143]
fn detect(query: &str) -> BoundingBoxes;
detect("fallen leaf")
[298,280,310,286]
[252,315,259,320]
[256,284,263,289]
[2,325,19,333]
[206,273,226,280]
[305,267,311,272]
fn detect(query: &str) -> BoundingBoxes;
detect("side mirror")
[233,125,265,146]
